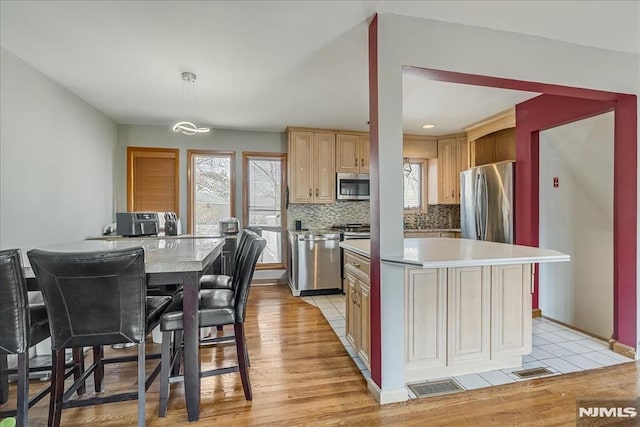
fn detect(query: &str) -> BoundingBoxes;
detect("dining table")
[21,235,225,422]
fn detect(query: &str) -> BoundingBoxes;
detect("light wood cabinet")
[288,131,336,204]
[403,231,460,238]
[344,251,370,369]
[336,134,369,174]
[437,136,468,204]
[491,264,532,357]
[405,263,533,382]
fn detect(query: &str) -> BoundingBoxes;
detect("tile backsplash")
[287,202,460,231]
[287,201,370,230]
[403,205,460,229]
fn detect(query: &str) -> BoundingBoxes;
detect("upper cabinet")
[465,108,515,167]
[288,130,336,204]
[403,134,438,159]
[437,136,468,204]
[336,133,369,174]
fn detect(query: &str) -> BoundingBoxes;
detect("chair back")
[0,249,30,354]
[27,247,147,350]
[231,231,266,323]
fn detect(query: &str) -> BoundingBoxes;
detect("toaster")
[116,212,159,237]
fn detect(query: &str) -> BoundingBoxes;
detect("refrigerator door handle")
[474,173,482,240]
[481,173,489,241]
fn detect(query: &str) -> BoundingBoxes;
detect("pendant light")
[172,71,210,136]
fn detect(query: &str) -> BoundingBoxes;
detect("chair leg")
[159,331,171,417]
[72,348,85,396]
[93,346,104,392]
[137,343,146,427]
[171,331,182,377]
[48,349,65,427]
[16,352,29,427]
[233,323,252,401]
[0,353,8,405]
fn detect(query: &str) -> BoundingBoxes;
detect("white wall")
[0,48,117,250]
[539,113,614,339]
[373,13,640,397]
[116,125,286,227]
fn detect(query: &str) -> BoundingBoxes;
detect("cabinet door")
[405,268,447,376]
[359,136,370,174]
[437,138,458,204]
[494,128,516,162]
[345,270,359,351]
[314,132,336,203]
[457,136,469,201]
[474,134,497,166]
[447,266,490,366]
[491,264,532,357]
[358,280,370,369]
[336,134,360,173]
[288,131,314,203]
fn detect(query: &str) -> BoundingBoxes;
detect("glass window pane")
[193,154,232,235]
[403,163,422,209]
[248,159,282,227]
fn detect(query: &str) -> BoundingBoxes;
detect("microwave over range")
[336,173,370,200]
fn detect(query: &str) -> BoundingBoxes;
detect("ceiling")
[1,1,638,135]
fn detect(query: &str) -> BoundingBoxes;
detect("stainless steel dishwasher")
[288,231,341,296]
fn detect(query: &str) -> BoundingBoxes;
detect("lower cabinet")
[405,264,532,382]
[404,231,461,238]
[344,251,370,369]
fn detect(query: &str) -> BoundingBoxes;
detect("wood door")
[313,132,336,203]
[358,280,370,369]
[127,147,179,213]
[447,266,491,366]
[491,264,533,357]
[345,269,359,350]
[359,136,370,174]
[288,131,314,203]
[336,134,360,173]
[405,268,447,377]
[437,138,458,204]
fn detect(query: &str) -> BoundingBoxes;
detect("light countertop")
[403,228,461,233]
[339,238,570,268]
[21,237,225,277]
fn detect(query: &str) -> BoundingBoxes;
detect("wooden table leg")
[182,271,201,422]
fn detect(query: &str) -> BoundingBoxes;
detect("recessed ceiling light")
[422,124,435,129]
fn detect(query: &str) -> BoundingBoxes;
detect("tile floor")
[300,293,632,397]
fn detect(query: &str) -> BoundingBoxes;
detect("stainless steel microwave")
[336,173,370,200]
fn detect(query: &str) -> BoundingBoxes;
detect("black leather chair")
[158,232,266,417]
[0,249,70,427]
[27,247,172,427]
[199,228,251,290]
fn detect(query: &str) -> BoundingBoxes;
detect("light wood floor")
[3,284,639,426]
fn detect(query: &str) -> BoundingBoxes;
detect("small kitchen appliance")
[218,217,240,235]
[116,212,159,237]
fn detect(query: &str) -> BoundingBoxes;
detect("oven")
[332,224,371,285]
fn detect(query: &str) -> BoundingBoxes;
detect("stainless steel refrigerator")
[460,161,514,243]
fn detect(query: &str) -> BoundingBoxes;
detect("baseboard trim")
[541,315,608,342]
[608,339,637,360]
[366,378,408,405]
[532,308,542,318]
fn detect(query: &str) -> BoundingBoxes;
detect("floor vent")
[512,367,554,379]
[407,379,465,398]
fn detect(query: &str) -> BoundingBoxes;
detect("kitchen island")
[340,238,570,383]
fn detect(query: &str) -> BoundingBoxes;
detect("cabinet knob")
[355,157,358,167]
[316,188,319,197]
[309,188,312,197]
[350,261,360,268]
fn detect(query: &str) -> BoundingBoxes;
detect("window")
[127,147,179,213]
[403,159,427,210]
[243,152,286,269]
[187,150,235,235]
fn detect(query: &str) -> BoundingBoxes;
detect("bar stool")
[158,232,266,417]
[27,247,172,427]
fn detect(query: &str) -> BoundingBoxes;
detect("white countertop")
[340,238,570,268]
[22,237,225,277]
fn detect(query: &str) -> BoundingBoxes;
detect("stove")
[332,223,370,240]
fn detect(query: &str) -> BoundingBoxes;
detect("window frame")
[403,158,428,212]
[242,151,287,270]
[187,149,236,235]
